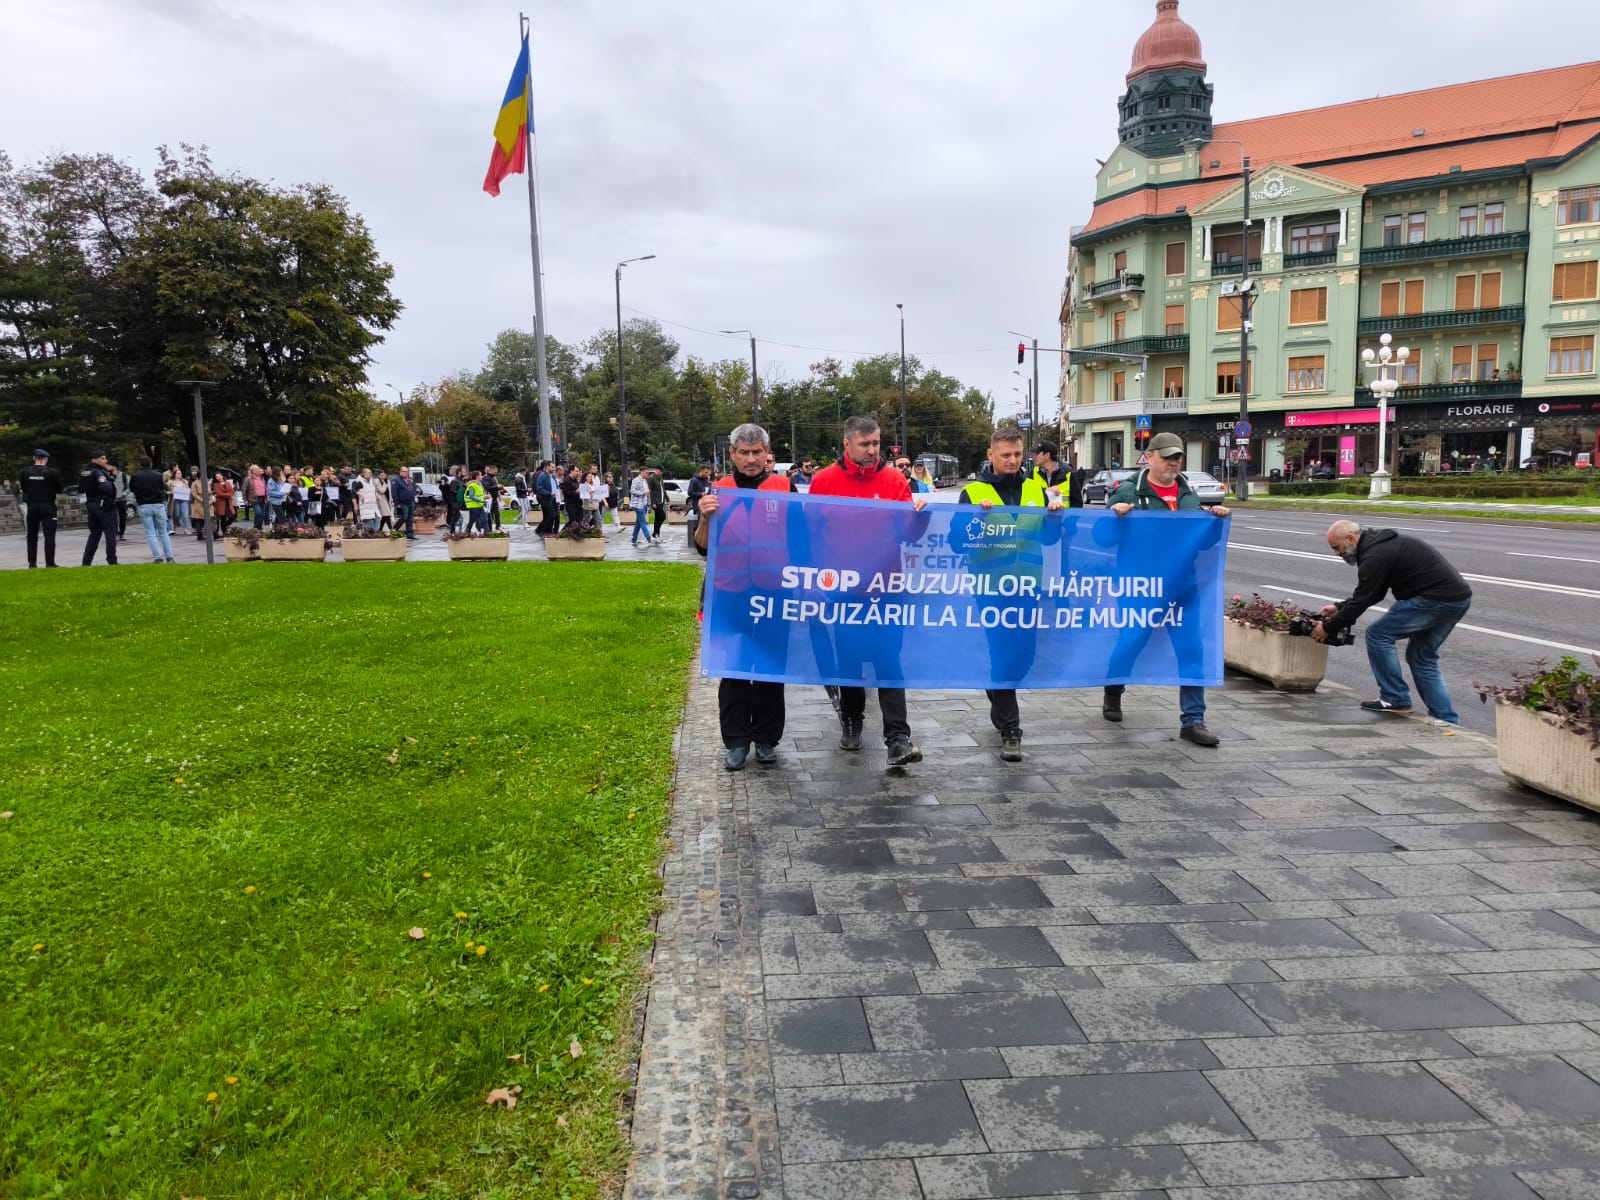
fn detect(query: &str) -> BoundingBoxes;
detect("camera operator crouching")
[1313,520,1473,726]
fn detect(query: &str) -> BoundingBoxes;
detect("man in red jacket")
[806,415,929,767]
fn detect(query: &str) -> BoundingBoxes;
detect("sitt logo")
[780,566,862,591]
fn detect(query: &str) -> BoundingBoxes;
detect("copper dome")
[1127,0,1206,83]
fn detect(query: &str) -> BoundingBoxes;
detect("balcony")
[1085,272,1144,300]
[1283,251,1336,269]
[1074,334,1190,360]
[1361,231,1529,266]
[1358,305,1525,335]
[1355,379,1522,404]
[1211,258,1261,277]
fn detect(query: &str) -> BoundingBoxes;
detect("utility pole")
[176,381,218,564]
[719,330,760,423]
[1237,154,1254,501]
[615,254,656,477]
[896,303,908,457]
[1009,331,1041,452]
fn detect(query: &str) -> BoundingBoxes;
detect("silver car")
[1185,470,1228,506]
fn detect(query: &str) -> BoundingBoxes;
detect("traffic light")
[1016,342,1027,364]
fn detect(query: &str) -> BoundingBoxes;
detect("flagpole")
[520,13,554,464]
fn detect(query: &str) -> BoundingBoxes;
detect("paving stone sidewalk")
[626,671,1600,1200]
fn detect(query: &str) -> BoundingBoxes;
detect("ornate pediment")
[1191,162,1362,217]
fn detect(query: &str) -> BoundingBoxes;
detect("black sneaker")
[1180,723,1220,747]
[1360,699,1413,715]
[886,736,922,766]
[724,745,749,772]
[839,717,863,751]
[1102,691,1123,723]
[1000,733,1023,762]
[754,743,778,766]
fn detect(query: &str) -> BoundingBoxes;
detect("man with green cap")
[1101,432,1230,746]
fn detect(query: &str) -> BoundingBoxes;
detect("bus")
[915,453,960,488]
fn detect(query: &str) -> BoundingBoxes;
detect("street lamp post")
[1009,330,1041,452]
[175,381,218,565]
[615,254,656,477]
[1361,332,1409,499]
[277,409,301,466]
[896,303,908,458]
[719,330,760,423]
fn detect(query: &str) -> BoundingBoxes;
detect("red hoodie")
[806,457,912,502]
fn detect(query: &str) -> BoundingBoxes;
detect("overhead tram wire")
[616,303,1019,361]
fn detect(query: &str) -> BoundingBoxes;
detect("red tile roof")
[1079,60,1600,238]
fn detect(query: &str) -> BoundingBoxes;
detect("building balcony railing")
[1074,334,1191,360]
[1211,258,1261,276]
[1085,272,1144,300]
[1360,231,1529,266]
[1354,379,1523,404]
[1358,305,1525,335]
[1283,251,1337,269]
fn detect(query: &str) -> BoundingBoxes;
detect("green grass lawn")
[0,562,702,1199]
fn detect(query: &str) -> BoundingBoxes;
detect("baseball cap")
[90,449,109,460]
[33,448,49,458]
[1035,440,1059,457]
[1148,432,1185,458]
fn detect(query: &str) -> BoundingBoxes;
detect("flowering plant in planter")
[1476,656,1600,761]
[261,522,334,549]
[1226,593,1300,631]
[341,523,406,540]
[414,502,444,521]
[557,518,604,540]
[227,527,262,551]
[440,529,510,541]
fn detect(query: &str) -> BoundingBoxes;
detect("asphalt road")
[1220,507,1600,736]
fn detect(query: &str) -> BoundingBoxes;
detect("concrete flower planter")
[1223,621,1328,692]
[1495,702,1600,811]
[258,538,328,562]
[446,539,511,561]
[544,537,606,560]
[412,517,439,535]
[666,507,689,524]
[341,538,408,562]
[223,537,258,562]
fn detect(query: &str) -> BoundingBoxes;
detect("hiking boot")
[754,743,778,766]
[724,745,749,771]
[1000,733,1023,762]
[839,716,863,751]
[1180,723,1220,747]
[1102,691,1123,723]
[1360,699,1413,715]
[886,736,922,766]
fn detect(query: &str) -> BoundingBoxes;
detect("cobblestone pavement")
[627,671,1600,1200]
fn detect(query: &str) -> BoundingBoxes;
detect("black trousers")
[445,503,460,532]
[82,503,118,565]
[537,495,558,533]
[983,618,1037,736]
[25,504,57,567]
[838,687,910,743]
[652,503,666,537]
[719,679,784,749]
[564,496,582,526]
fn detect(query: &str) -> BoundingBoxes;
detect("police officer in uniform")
[20,448,63,568]
[80,449,119,566]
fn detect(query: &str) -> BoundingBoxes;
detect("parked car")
[662,479,692,511]
[1082,468,1136,505]
[1309,463,1336,480]
[1184,469,1228,507]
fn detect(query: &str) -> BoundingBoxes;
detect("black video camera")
[1286,609,1356,647]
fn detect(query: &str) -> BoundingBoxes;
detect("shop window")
[1557,187,1596,226]
[1112,371,1127,402]
[1216,361,1243,395]
[1286,355,1326,391]
[1165,241,1185,275]
[1163,365,1184,397]
[1289,287,1328,324]
[1112,310,1127,339]
[1451,345,1473,382]
[1549,334,1596,375]
[1553,261,1599,302]
[1217,296,1243,332]
[1379,279,1425,316]
[1164,304,1185,335]
[1484,202,1505,235]
[1478,344,1499,380]
[1481,271,1502,308]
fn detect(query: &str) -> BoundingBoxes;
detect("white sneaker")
[1428,717,1455,727]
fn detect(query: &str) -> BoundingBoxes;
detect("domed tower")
[1117,0,1213,156]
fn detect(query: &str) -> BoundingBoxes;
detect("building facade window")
[1459,206,1478,238]
[1379,279,1425,316]
[1165,241,1186,275]
[1286,355,1326,391]
[1451,345,1473,382]
[1408,213,1427,244]
[1484,202,1505,235]
[1481,271,1502,308]
[1455,274,1477,311]
[1289,286,1328,324]
[1550,335,1596,375]
[1164,303,1186,335]
[1216,361,1244,395]
[1212,228,1262,265]
[1401,359,1421,385]
[1079,319,1095,345]
[1557,187,1596,226]
[1216,295,1243,331]
[1553,260,1599,302]
[1288,221,1338,254]
[1112,310,1127,339]
[1112,371,1127,402]
[1113,250,1128,274]
[1163,365,1184,397]
[1478,344,1499,380]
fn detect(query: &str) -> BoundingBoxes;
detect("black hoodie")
[1322,528,1472,636]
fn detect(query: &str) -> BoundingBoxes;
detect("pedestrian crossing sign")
[1136,415,1152,431]
[1136,452,1148,466]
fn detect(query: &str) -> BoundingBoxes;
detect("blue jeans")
[632,506,652,544]
[1365,596,1472,723]
[137,503,174,560]
[394,501,415,537]
[1104,684,1208,728]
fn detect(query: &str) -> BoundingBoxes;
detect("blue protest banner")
[700,491,1229,690]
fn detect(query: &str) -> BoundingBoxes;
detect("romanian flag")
[483,35,531,197]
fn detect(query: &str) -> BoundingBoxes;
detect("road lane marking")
[1232,542,1600,599]
[1257,584,1600,657]
[1243,525,1314,534]
[1508,552,1600,565]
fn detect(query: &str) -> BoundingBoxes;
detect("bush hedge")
[1268,478,1592,499]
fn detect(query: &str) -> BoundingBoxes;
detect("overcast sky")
[5,0,1588,430]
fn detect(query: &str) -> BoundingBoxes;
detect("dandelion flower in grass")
[537,983,550,993]
[225,1076,238,1086]
[422,872,432,880]
[476,944,487,956]
[465,939,474,949]
[582,977,594,986]
[31,943,43,952]
[206,1092,218,1103]
[455,912,468,920]
[244,886,256,894]
[627,812,636,820]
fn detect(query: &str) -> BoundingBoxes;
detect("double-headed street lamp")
[1362,332,1409,500]
[615,254,656,477]
[719,329,760,423]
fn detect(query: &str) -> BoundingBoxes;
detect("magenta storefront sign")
[1285,408,1396,428]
